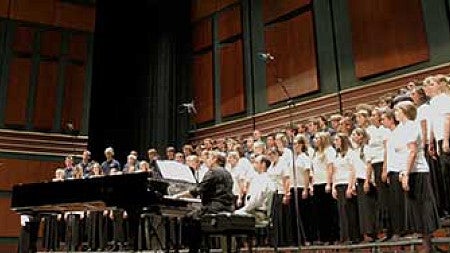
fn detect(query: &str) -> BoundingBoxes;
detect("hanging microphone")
[179,100,197,114]
[258,52,275,61]
[66,122,74,131]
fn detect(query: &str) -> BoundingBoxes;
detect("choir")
[35,74,449,252]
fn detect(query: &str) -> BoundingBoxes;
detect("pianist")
[234,155,275,224]
[173,151,234,253]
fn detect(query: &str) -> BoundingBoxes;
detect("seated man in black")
[174,151,234,253]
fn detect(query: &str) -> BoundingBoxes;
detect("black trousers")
[86,211,108,250]
[272,193,293,246]
[65,213,82,251]
[437,139,450,214]
[18,217,40,253]
[290,187,316,244]
[372,162,391,230]
[183,217,203,253]
[42,215,59,251]
[336,184,360,242]
[356,179,378,236]
[425,143,446,217]
[112,210,126,245]
[311,184,339,243]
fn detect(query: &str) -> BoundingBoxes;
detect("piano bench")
[200,213,255,253]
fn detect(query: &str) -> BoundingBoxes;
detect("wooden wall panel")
[348,0,429,78]
[0,129,89,156]
[0,158,60,190]
[216,0,239,12]
[0,243,17,253]
[33,61,58,131]
[8,0,95,31]
[0,197,20,237]
[54,2,96,32]
[192,19,212,52]
[40,30,61,58]
[191,0,239,21]
[263,0,310,24]
[192,51,214,123]
[61,64,85,131]
[0,0,10,17]
[10,0,55,25]
[191,0,217,21]
[220,40,245,117]
[68,33,87,62]
[4,58,31,126]
[218,5,241,42]
[12,26,34,54]
[264,11,319,104]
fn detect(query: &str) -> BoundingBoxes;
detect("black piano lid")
[10,172,157,212]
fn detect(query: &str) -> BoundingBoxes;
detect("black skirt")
[272,193,293,246]
[356,178,378,235]
[336,184,360,242]
[387,172,407,235]
[405,172,441,235]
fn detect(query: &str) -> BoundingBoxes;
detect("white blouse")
[416,103,432,144]
[385,127,401,173]
[312,146,336,185]
[351,146,370,180]
[366,125,390,163]
[333,151,353,186]
[292,153,312,188]
[395,120,429,173]
[430,93,450,141]
[267,159,290,193]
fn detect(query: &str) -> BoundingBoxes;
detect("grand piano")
[11,172,198,214]
[10,161,201,253]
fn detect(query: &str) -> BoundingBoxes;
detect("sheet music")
[156,160,197,183]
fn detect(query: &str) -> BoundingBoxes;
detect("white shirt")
[312,146,336,184]
[292,153,312,188]
[267,159,290,193]
[240,172,276,213]
[385,127,401,173]
[281,147,294,173]
[430,93,450,141]
[396,120,429,173]
[196,164,209,183]
[227,160,254,196]
[416,103,432,144]
[366,125,390,163]
[238,157,257,182]
[351,146,370,180]
[333,151,353,185]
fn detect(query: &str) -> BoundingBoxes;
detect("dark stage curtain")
[89,0,192,161]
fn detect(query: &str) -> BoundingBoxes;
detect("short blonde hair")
[395,101,417,121]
